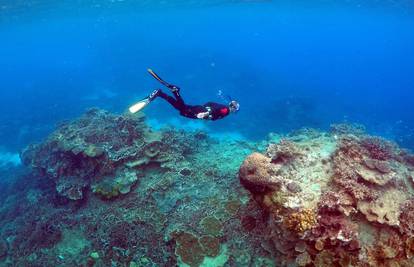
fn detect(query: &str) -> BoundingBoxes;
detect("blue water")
[1,1,414,150]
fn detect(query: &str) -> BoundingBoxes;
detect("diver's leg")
[172,90,186,107]
[157,90,184,111]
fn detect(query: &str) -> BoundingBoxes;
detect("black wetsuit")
[157,89,230,120]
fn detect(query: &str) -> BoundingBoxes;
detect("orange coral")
[284,208,317,233]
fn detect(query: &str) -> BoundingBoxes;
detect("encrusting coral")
[239,127,414,266]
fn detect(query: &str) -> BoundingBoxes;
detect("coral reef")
[4,109,414,267]
[239,129,414,266]
[1,109,263,266]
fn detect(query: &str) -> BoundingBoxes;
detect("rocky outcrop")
[239,128,414,266]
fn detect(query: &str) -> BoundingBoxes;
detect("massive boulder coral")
[21,109,195,200]
[239,128,414,266]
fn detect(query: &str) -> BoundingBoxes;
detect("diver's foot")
[148,89,160,101]
[168,85,180,93]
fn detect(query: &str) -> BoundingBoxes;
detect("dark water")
[1,0,414,151]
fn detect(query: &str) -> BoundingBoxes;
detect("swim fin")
[147,69,180,92]
[128,89,160,114]
[148,69,169,87]
[129,98,150,114]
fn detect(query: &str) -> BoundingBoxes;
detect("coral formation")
[239,128,414,266]
[21,109,191,201]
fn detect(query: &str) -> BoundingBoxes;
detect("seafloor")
[0,109,414,267]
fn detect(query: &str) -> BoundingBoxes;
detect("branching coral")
[360,137,395,161]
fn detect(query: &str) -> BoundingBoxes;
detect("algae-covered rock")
[239,128,414,266]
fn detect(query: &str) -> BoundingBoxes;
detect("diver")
[129,69,240,120]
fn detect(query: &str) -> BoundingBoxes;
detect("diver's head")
[229,100,240,113]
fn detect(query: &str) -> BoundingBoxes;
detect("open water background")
[0,0,413,150]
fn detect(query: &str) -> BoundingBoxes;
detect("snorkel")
[217,90,239,113]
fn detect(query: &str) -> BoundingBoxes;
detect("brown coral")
[199,235,220,257]
[172,231,221,266]
[172,231,205,266]
[239,152,278,193]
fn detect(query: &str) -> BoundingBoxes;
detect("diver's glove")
[196,111,210,119]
